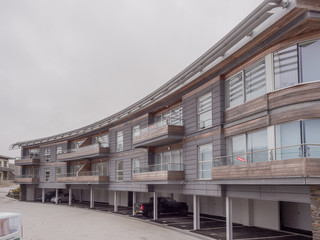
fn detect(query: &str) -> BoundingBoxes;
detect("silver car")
[50,193,75,203]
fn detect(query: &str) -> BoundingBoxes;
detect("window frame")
[116,131,124,152]
[198,143,212,180]
[116,160,124,181]
[197,92,213,130]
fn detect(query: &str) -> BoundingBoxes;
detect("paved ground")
[0,186,206,240]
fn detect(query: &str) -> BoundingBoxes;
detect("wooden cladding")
[57,147,109,161]
[224,82,320,136]
[57,175,109,183]
[133,125,184,148]
[133,170,184,181]
[15,158,40,166]
[212,158,320,180]
[14,177,39,184]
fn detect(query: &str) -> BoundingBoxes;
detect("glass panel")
[300,40,320,83]
[198,93,212,129]
[275,121,301,160]
[132,158,140,174]
[198,93,212,112]
[304,119,320,158]
[227,135,246,165]
[116,131,123,152]
[247,129,268,163]
[132,125,140,137]
[162,152,170,171]
[226,73,243,108]
[245,61,266,101]
[171,150,182,170]
[274,45,298,89]
[198,144,212,179]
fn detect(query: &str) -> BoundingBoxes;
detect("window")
[116,131,123,152]
[92,134,109,147]
[55,167,61,179]
[132,125,140,137]
[3,161,7,168]
[91,161,108,176]
[45,169,50,182]
[276,119,320,159]
[198,144,212,179]
[274,39,320,89]
[70,164,84,175]
[154,150,183,171]
[116,160,123,181]
[132,158,140,175]
[154,106,183,126]
[226,60,266,108]
[198,93,212,129]
[56,146,62,155]
[26,148,40,158]
[226,129,268,165]
[26,167,39,177]
[44,148,51,162]
[71,139,85,150]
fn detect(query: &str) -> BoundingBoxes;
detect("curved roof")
[10,0,287,150]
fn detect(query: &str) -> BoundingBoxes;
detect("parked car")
[37,191,57,202]
[134,197,188,217]
[50,193,75,203]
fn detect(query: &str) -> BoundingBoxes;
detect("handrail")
[57,171,108,178]
[138,118,184,136]
[133,163,184,173]
[212,143,320,166]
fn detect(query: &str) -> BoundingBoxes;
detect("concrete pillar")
[132,192,137,216]
[55,188,58,204]
[69,188,72,206]
[79,189,82,203]
[226,197,233,240]
[90,187,94,209]
[114,191,118,212]
[193,195,200,230]
[153,192,158,220]
[42,188,45,203]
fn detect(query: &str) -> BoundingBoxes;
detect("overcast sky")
[0,0,263,158]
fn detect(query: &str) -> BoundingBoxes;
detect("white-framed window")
[132,158,140,175]
[44,148,51,162]
[116,131,123,152]
[226,128,268,165]
[116,160,123,181]
[197,93,212,129]
[56,146,62,155]
[198,144,212,179]
[273,39,320,89]
[226,60,266,108]
[132,125,140,137]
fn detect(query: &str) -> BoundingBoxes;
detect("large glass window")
[154,106,183,126]
[304,119,320,158]
[132,158,140,175]
[226,60,266,108]
[116,161,123,181]
[154,150,183,171]
[132,125,140,137]
[92,161,108,176]
[116,131,123,152]
[299,40,320,83]
[226,134,246,165]
[92,134,109,148]
[198,144,212,179]
[198,93,212,129]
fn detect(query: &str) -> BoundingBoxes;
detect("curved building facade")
[12,0,320,238]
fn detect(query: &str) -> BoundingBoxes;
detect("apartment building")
[0,155,13,184]
[11,0,320,239]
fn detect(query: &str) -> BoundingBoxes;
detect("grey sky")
[0,0,263,158]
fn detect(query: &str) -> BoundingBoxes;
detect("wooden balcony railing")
[14,174,39,184]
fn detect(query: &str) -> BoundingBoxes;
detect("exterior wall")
[281,202,312,232]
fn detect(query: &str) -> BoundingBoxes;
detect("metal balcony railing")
[139,118,184,135]
[58,144,109,155]
[15,174,39,179]
[133,163,184,174]
[57,171,108,178]
[15,154,40,161]
[212,143,320,167]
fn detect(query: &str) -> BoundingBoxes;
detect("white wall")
[108,191,129,206]
[93,189,109,203]
[281,202,312,231]
[26,185,35,201]
[253,200,280,230]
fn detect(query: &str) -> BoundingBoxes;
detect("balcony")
[14,175,39,184]
[132,120,184,148]
[15,155,40,166]
[212,144,320,180]
[133,163,184,181]
[57,144,109,161]
[57,171,109,183]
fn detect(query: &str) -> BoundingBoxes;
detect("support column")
[193,195,200,230]
[79,189,82,203]
[42,188,45,203]
[153,192,158,220]
[132,192,137,216]
[114,191,118,212]
[226,197,233,240]
[55,188,58,204]
[69,188,72,206]
[90,187,94,209]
